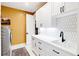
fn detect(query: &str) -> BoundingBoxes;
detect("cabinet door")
[64,2,79,12]
[31,37,36,49]
[36,39,51,56]
[52,2,64,16]
[31,37,39,55]
[36,2,52,28]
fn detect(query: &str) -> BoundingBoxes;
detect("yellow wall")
[1,6,26,45]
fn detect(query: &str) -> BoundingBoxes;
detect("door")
[26,14,35,45]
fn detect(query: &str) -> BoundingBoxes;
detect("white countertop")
[32,35,77,56]
[32,34,60,41]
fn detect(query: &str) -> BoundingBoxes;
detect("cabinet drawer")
[37,39,50,49]
[50,45,74,56]
[31,37,38,52]
[36,39,51,56]
[37,46,50,56]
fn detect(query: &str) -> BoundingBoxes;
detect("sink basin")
[52,40,66,45]
[52,40,75,48]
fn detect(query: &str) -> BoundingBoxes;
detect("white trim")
[11,43,26,50]
[25,45,35,56]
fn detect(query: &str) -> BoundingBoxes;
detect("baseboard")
[25,45,35,56]
[11,43,26,50]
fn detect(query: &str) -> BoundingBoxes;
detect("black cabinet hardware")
[35,43,36,47]
[39,47,42,50]
[38,42,42,44]
[32,38,35,40]
[53,50,60,54]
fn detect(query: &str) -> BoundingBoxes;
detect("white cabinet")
[64,2,79,12]
[32,36,51,56]
[52,2,64,16]
[36,2,79,28]
[36,2,64,28]
[36,2,52,28]
[36,39,50,56]
[32,37,49,56]
[31,37,39,56]
[32,36,75,56]
[52,2,79,16]
[49,45,74,56]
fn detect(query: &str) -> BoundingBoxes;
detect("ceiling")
[1,2,46,13]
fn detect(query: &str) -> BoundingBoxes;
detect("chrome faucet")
[60,31,65,42]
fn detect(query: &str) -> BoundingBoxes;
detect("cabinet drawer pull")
[53,50,60,54]
[32,38,35,40]
[35,43,36,47]
[39,47,42,50]
[38,42,42,44]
